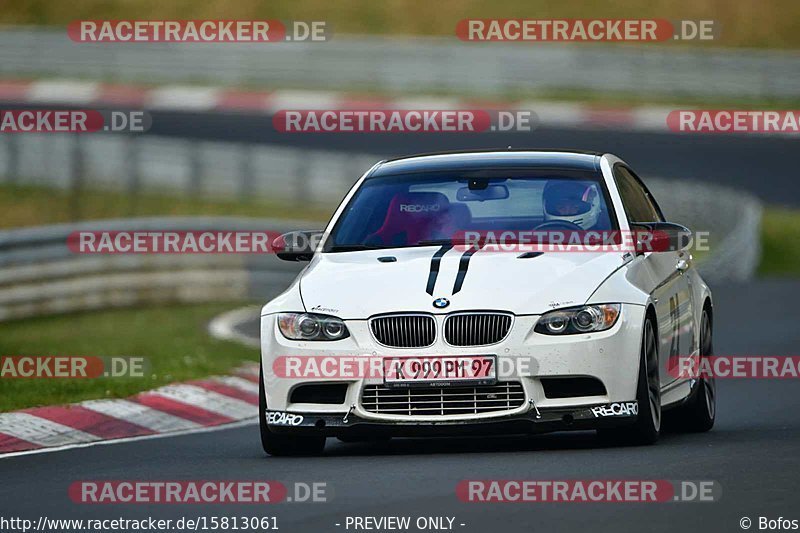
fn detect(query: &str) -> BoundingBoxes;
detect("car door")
[613,165,695,387]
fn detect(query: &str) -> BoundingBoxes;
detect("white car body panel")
[260,304,645,417]
[260,151,713,435]
[299,249,630,318]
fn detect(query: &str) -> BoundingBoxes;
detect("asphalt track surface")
[0,102,797,206]
[2,279,800,533]
[2,107,799,532]
[144,109,799,206]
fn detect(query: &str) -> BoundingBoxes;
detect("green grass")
[3,0,800,49]
[0,303,258,412]
[503,89,800,111]
[0,183,331,229]
[759,208,800,276]
[0,184,317,412]
[307,84,800,111]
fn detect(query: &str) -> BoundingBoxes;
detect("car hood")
[299,247,628,318]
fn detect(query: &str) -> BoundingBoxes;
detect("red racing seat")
[366,192,453,246]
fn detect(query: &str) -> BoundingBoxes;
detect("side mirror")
[272,230,324,261]
[630,222,692,253]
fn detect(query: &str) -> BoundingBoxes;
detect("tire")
[259,366,326,456]
[671,309,716,432]
[598,316,661,445]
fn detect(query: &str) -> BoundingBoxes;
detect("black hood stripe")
[425,244,453,295]
[517,251,544,259]
[452,246,480,294]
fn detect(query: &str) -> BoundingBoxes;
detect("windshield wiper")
[417,238,482,248]
[329,240,475,252]
[327,244,384,252]
[416,239,459,246]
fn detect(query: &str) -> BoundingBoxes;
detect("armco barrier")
[0,134,376,207]
[648,179,762,283]
[0,134,764,303]
[0,217,310,321]
[0,178,762,323]
[0,134,767,250]
[0,28,799,99]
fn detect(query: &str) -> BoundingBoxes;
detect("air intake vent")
[444,313,513,346]
[361,382,525,416]
[370,314,436,348]
[540,377,607,399]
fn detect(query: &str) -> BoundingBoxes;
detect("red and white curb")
[0,363,261,457]
[0,79,673,132]
[208,305,261,349]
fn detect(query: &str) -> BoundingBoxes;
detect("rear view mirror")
[456,184,509,202]
[272,230,324,261]
[631,222,693,253]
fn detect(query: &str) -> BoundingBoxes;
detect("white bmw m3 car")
[259,150,716,456]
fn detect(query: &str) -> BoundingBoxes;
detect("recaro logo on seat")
[399,204,441,212]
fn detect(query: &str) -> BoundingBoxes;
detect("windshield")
[324,169,619,252]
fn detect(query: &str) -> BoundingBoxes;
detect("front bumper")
[261,304,646,429]
[264,401,639,437]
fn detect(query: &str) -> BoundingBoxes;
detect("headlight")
[534,304,621,335]
[277,313,350,341]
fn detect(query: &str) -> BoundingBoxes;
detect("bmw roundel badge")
[433,297,450,309]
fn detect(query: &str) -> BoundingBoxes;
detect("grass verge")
[759,208,800,276]
[0,303,257,412]
[0,183,332,229]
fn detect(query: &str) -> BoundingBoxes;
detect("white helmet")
[543,181,601,230]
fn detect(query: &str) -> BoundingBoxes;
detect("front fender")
[586,262,651,308]
[260,283,305,316]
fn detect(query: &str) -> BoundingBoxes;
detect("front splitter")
[266,401,639,437]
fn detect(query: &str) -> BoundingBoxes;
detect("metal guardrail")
[0,27,799,99]
[0,133,376,206]
[648,179,762,282]
[0,180,762,323]
[0,217,308,321]
[0,132,762,285]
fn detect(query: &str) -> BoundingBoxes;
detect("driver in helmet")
[542,181,601,230]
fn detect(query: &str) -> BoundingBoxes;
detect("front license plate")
[383,355,497,388]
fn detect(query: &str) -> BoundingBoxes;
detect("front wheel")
[259,366,325,456]
[598,317,661,445]
[671,309,716,432]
